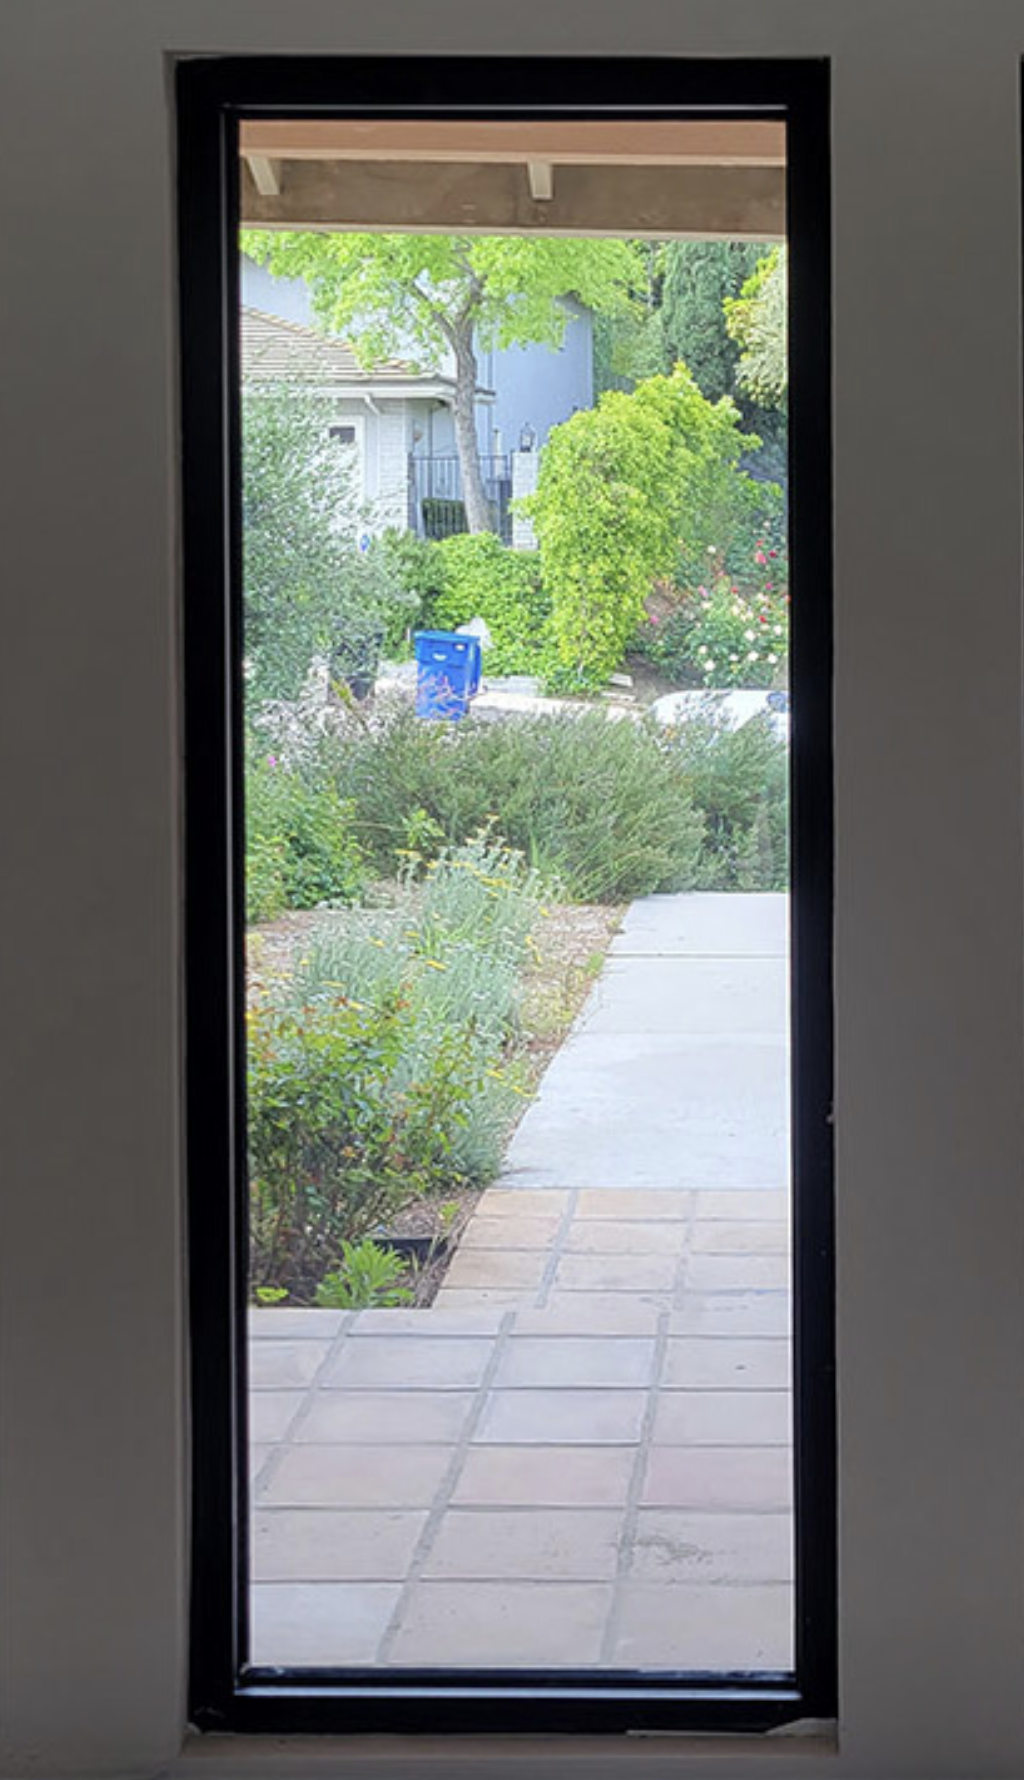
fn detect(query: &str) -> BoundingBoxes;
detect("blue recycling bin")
[414,630,482,721]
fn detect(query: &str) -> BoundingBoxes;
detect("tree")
[660,241,766,403]
[725,246,788,409]
[241,231,642,533]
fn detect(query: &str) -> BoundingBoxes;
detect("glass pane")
[240,118,793,1673]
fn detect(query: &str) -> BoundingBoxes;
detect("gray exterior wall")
[476,300,594,455]
[6,9,1024,1779]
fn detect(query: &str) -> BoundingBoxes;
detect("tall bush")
[242,383,414,703]
[431,533,554,675]
[525,366,767,683]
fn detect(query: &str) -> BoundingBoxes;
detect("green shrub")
[327,707,705,902]
[430,533,555,676]
[642,582,789,692]
[249,836,543,1296]
[673,707,789,889]
[242,385,416,701]
[314,1240,413,1308]
[247,993,484,1296]
[525,365,765,683]
[245,751,366,921]
[378,529,446,641]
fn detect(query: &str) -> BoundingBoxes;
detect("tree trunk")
[451,324,493,534]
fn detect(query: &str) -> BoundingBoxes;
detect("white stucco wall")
[2,7,1024,1779]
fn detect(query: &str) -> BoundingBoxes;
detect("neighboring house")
[240,255,592,542]
[241,304,469,534]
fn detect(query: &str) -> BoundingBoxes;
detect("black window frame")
[179,52,835,1738]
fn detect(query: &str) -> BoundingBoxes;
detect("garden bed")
[245,877,622,1307]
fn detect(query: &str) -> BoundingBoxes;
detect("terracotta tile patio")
[249,1184,792,1671]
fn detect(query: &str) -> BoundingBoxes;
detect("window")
[179,53,834,1737]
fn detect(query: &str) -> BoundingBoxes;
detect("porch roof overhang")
[239,119,786,240]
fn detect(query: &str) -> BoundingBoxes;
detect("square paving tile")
[640,1446,792,1511]
[495,1336,656,1389]
[250,1443,274,1484]
[553,1253,679,1293]
[348,1307,505,1337]
[686,1253,790,1292]
[248,1390,306,1443]
[662,1339,791,1391]
[653,1391,792,1447]
[253,1509,427,1581]
[477,1190,572,1217]
[670,1295,791,1339]
[576,1190,692,1220]
[249,1309,347,1340]
[251,1581,401,1665]
[694,1190,789,1222]
[441,1250,547,1290]
[565,1221,687,1256]
[474,1388,647,1445]
[263,1444,453,1508]
[460,1215,563,1250]
[423,1508,623,1581]
[250,1341,332,1389]
[323,1336,492,1391]
[296,1390,474,1446]
[452,1445,636,1508]
[692,1221,790,1255]
[612,1582,793,1670]
[630,1510,793,1584]
[433,1288,531,1311]
[514,1298,662,1335]
[386,1581,612,1667]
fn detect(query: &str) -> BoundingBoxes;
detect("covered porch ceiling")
[239,118,786,239]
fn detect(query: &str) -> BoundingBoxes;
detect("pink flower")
[755,550,767,565]
[267,754,278,767]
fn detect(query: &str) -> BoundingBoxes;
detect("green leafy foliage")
[640,543,790,689]
[673,708,789,890]
[725,247,788,409]
[326,707,706,902]
[242,232,643,533]
[660,241,767,403]
[430,533,554,675]
[247,991,483,1296]
[314,1240,413,1308]
[248,837,544,1297]
[245,749,366,923]
[526,366,764,683]
[243,231,643,367]
[242,383,415,702]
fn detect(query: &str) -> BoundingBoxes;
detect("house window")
[179,53,834,1738]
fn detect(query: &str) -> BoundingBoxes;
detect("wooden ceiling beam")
[238,117,786,168]
[245,153,281,197]
[240,160,784,238]
[527,161,554,201]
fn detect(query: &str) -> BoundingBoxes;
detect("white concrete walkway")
[494,892,788,1195]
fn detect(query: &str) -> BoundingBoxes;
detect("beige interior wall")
[2,5,1024,1777]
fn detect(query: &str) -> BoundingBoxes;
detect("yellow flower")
[423,958,447,971]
